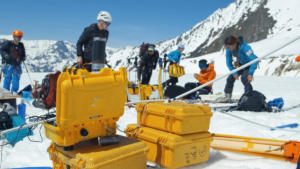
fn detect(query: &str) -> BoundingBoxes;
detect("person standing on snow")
[184,59,216,99]
[138,46,159,84]
[76,11,112,70]
[218,35,258,103]
[163,44,185,86]
[0,30,26,93]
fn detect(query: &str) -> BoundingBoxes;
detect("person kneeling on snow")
[217,35,258,103]
[0,30,26,93]
[184,59,216,99]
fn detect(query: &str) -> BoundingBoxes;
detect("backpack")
[164,85,188,99]
[236,90,272,112]
[139,43,155,57]
[32,71,61,109]
[0,111,13,130]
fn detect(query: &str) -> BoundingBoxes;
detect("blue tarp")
[0,115,32,145]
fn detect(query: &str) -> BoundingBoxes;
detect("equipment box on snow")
[136,102,212,135]
[126,124,212,169]
[48,135,148,169]
[44,68,128,147]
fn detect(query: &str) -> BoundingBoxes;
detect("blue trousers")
[3,64,22,93]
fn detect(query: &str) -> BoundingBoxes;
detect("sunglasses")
[14,36,23,38]
[225,44,235,49]
[104,21,111,26]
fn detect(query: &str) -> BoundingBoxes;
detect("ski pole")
[0,64,3,83]
[22,62,34,87]
[172,36,300,101]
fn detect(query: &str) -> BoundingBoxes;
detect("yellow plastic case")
[44,68,128,147]
[138,84,159,100]
[168,64,185,77]
[126,124,212,169]
[48,135,149,169]
[136,102,212,134]
[128,86,139,95]
[128,85,159,97]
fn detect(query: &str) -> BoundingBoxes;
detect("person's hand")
[77,56,83,66]
[193,73,199,80]
[3,53,10,62]
[16,57,21,63]
[234,74,239,80]
[248,75,253,82]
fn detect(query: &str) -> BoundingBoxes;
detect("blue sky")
[0,0,233,48]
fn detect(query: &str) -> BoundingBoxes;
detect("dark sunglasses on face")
[225,44,235,49]
[104,22,111,26]
[14,36,22,38]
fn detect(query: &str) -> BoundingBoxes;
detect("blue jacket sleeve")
[225,50,237,76]
[167,51,176,62]
[168,50,180,63]
[243,45,258,75]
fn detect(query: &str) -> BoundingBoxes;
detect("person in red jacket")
[184,59,216,99]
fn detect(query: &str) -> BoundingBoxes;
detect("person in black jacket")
[0,30,26,93]
[138,46,159,84]
[76,11,112,68]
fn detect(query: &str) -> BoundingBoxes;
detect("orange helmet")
[296,55,300,62]
[12,30,23,36]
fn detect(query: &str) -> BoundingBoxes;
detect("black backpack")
[0,111,13,130]
[164,85,188,99]
[237,90,272,112]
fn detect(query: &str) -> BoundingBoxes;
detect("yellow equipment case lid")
[136,101,212,119]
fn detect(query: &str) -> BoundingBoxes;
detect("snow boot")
[216,93,232,103]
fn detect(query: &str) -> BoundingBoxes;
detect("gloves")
[234,61,240,68]
[2,53,11,62]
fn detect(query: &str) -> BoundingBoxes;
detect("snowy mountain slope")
[107,0,300,76]
[0,35,118,72]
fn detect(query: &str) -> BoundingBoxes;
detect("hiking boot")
[216,93,232,103]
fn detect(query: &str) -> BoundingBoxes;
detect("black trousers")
[163,62,179,86]
[224,68,253,95]
[184,82,212,99]
[141,68,153,85]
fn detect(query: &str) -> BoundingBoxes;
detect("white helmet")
[97,11,112,22]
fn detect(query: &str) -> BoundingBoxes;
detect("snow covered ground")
[1,71,300,169]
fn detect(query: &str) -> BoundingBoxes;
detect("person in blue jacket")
[218,35,258,102]
[163,45,184,87]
